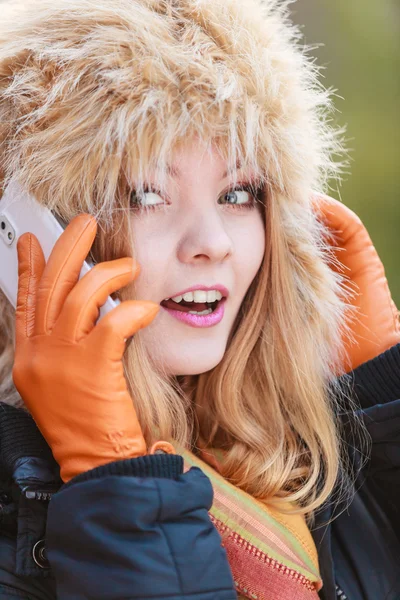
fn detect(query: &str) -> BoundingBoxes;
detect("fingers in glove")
[34,214,97,335]
[15,233,46,344]
[312,193,379,276]
[87,300,159,360]
[53,257,140,341]
[313,193,366,247]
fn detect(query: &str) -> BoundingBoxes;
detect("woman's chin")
[153,348,227,377]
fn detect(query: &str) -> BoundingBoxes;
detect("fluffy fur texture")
[0,0,366,517]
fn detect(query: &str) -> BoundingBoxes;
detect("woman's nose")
[176,207,234,264]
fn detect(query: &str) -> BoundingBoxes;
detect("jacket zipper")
[24,490,54,501]
[336,584,348,599]
[22,486,59,501]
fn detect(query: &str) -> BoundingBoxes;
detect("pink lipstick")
[161,297,226,328]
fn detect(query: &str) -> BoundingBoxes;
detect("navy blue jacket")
[0,344,399,599]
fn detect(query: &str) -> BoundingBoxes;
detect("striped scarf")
[174,441,322,600]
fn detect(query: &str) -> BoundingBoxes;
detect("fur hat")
[0,0,345,201]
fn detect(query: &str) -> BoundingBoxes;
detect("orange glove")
[314,193,400,374]
[12,213,174,483]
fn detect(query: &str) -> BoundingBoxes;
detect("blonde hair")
[0,0,369,521]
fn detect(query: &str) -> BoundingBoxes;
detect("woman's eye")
[218,187,256,209]
[130,190,164,210]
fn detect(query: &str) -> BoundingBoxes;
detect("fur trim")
[0,0,345,203]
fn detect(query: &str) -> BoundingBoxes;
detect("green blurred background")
[292,0,400,304]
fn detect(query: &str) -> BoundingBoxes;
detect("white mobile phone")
[0,179,120,321]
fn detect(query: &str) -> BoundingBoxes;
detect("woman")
[0,0,399,598]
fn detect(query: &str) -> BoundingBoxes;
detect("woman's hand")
[12,213,164,483]
[314,193,400,373]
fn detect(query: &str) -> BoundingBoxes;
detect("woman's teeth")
[170,290,223,303]
[161,290,223,315]
[189,308,213,315]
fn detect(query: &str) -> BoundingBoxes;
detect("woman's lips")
[160,298,226,328]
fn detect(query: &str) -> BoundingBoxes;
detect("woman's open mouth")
[160,297,226,328]
[160,297,219,315]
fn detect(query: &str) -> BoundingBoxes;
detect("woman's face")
[129,140,265,376]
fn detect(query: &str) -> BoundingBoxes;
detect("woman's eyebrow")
[165,160,242,179]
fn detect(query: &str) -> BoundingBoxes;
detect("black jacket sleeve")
[314,343,400,600]
[341,343,400,531]
[45,453,237,600]
[0,401,236,599]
